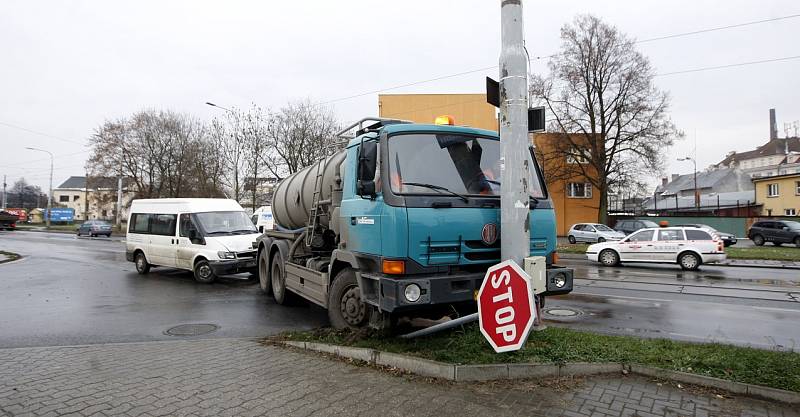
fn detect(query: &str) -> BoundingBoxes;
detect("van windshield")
[196,211,257,235]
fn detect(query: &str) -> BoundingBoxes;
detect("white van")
[250,205,274,233]
[126,198,261,283]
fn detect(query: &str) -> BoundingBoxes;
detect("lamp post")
[205,101,233,113]
[677,157,698,211]
[25,147,54,228]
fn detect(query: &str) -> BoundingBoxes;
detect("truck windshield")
[195,211,258,235]
[387,133,545,198]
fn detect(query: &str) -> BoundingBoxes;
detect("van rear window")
[130,214,149,233]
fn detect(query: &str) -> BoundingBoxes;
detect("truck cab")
[256,117,573,328]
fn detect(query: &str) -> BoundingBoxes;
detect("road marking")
[752,306,800,313]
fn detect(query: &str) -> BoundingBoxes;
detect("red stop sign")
[477,260,536,353]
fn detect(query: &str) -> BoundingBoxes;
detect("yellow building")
[378,93,600,235]
[753,173,800,216]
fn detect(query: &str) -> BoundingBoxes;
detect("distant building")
[378,93,601,234]
[646,168,757,215]
[752,173,800,217]
[53,176,135,222]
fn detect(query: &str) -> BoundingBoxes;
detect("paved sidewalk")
[0,338,796,417]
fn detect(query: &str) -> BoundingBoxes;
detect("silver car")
[567,223,626,243]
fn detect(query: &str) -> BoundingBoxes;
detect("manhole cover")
[544,308,581,317]
[165,323,218,336]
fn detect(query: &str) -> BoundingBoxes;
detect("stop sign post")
[477,260,536,353]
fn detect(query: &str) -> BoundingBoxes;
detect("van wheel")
[135,252,150,274]
[193,260,216,283]
[599,249,620,267]
[752,234,764,246]
[328,268,368,329]
[271,252,297,305]
[678,252,701,271]
[258,250,272,294]
[568,235,576,244]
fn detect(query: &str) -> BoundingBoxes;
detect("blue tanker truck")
[255,117,574,328]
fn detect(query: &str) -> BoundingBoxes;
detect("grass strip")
[280,325,800,393]
[557,243,800,262]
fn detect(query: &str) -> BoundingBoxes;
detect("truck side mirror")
[357,141,378,198]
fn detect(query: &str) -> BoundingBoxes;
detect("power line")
[0,121,87,146]
[0,149,91,169]
[637,13,800,44]
[655,55,800,77]
[317,12,800,106]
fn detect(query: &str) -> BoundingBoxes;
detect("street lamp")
[25,147,54,228]
[205,101,233,113]
[677,156,699,211]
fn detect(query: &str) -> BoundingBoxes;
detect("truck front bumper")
[361,265,574,313]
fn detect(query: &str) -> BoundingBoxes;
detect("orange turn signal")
[382,259,406,275]
[434,115,455,125]
[552,252,559,264]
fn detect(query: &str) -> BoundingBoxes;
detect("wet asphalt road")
[1,231,799,350]
[0,231,327,348]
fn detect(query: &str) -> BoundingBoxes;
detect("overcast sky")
[1,0,798,194]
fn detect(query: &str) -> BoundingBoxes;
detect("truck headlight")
[552,272,567,288]
[217,251,236,260]
[404,284,421,303]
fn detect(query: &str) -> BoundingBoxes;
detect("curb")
[558,253,800,270]
[283,341,800,405]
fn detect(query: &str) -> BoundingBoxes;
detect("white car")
[586,227,726,271]
[567,223,626,243]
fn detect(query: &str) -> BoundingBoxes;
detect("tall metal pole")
[26,147,53,228]
[2,174,6,210]
[116,176,123,229]
[499,0,530,265]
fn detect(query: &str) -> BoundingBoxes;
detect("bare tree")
[265,100,340,176]
[530,15,681,223]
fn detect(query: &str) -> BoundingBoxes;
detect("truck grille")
[419,237,547,266]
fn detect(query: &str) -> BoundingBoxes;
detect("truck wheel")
[328,268,368,329]
[193,260,217,284]
[257,249,272,295]
[271,253,296,305]
[752,234,764,246]
[135,252,150,274]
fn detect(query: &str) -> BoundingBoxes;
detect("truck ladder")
[306,160,325,247]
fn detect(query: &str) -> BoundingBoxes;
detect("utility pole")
[115,176,123,229]
[499,0,530,265]
[677,157,699,210]
[84,172,90,221]
[26,147,53,228]
[2,175,6,210]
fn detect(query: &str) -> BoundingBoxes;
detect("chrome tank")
[272,150,346,230]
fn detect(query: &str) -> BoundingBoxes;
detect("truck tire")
[327,268,369,329]
[135,252,150,274]
[270,252,296,305]
[257,249,272,295]
[193,259,217,284]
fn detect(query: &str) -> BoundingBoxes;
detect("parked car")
[586,227,726,270]
[675,223,737,247]
[76,220,112,237]
[567,223,626,243]
[748,220,800,247]
[613,219,659,235]
[0,210,18,231]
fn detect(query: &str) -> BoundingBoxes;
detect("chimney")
[661,177,668,187]
[770,108,778,139]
